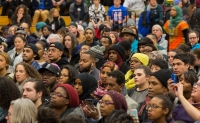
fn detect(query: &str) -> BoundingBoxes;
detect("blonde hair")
[0,52,10,70]
[10,98,37,123]
[48,8,60,24]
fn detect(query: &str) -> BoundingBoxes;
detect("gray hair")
[10,98,37,123]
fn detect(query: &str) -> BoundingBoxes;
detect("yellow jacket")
[125,70,136,90]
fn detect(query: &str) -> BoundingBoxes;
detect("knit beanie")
[174,0,181,5]
[36,22,46,32]
[106,91,128,112]
[90,45,105,62]
[109,45,125,60]
[151,69,172,88]
[196,0,200,7]
[85,27,95,35]
[54,84,79,108]
[132,53,149,66]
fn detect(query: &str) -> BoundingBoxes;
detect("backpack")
[138,10,154,37]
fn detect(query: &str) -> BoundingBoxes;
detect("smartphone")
[130,109,138,119]
[171,73,177,83]
[85,99,95,110]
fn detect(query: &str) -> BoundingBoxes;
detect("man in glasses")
[48,42,68,69]
[39,63,61,100]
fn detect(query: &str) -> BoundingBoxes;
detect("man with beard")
[23,43,41,70]
[81,27,100,47]
[23,78,45,108]
[79,51,100,80]
[120,28,138,53]
[39,63,61,102]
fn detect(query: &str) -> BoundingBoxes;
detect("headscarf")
[92,61,118,100]
[105,91,128,112]
[169,6,183,29]
[54,84,79,108]
[76,73,98,101]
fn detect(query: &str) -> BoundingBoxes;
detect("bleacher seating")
[0,6,109,33]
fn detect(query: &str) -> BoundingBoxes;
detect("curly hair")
[37,107,59,123]
[0,77,21,109]
[14,62,42,82]
[14,4,28,15]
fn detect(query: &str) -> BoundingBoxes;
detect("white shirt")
[123,0,146,11]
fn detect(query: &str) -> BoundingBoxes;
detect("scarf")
[146,3,158,11]
[73,1,85,20]
[169,6,183,29]
[138,95,151,116]
[115,52,123,68]
[77,73,98,101]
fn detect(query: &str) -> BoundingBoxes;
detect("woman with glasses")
[94,91,128,123]
[14,62,42,94]
[49,84,84,120]
[59,65,78,85]
[171,72,199,123]
[125,53,149,90]
[147,93,175,123]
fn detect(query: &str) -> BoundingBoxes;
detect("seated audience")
[45,8,66,32]
[60,65,78,85]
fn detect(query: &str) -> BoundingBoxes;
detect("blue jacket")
[30,0,53,11]
[131,39,138,53]
[6,35,37,50]
[191,43,200,50]
[31,60,41,70]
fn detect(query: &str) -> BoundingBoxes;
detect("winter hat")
[78,25,84,31]
[105,91,128,112]
[36,22,46,32]
[132,53,149,66]
[85,27,95,35]
[196,0,200,7]
[109,45,125,60]
[152,24,163,33]
[54,84,79,108]
[69,23,78,28]
[174,0,181,5]
[89,45,105,62]
[151,69,172,88]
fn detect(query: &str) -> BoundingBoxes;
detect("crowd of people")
[0,0,200,123]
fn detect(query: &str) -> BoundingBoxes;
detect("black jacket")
[191,7,200,32]
[11,14,32,26]
[10,0,31,11]
[45,17,66,32]
[119,62,130,74]
[55,57,69,69]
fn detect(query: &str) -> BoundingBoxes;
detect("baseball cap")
[49,42,64,51]
[38,63,61,76]
[24,43,40,60]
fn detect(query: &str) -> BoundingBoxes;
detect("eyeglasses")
[47,49,59,53]
[194,83,200,88]
[189,37,197,40]
[50,92,67,98]
[146,104,163,110]
[99,100,114,106]
[41,72,56,77]
[129,60,140,64]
